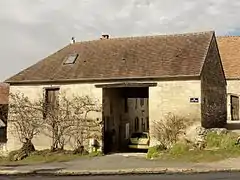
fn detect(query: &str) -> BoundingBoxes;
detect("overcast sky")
[0,0,240,81]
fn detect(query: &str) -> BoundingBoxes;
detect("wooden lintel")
[95,82,157,88]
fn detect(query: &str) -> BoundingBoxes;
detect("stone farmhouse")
[4,31,227,154]
[217,36,240,122]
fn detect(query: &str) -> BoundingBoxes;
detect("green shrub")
[205,132,238,150]
[169,142,190,156]
[152,113,194,148]
[147,145,166,159]
[88,151,103,157]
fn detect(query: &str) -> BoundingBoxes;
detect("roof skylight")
[63,53,79,64]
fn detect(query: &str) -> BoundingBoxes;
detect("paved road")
[1,154,240,174]
[1,173,240,180]
[0,153,198,172]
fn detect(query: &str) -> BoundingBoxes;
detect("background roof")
[0,83,9,104]
[217,36,240,79]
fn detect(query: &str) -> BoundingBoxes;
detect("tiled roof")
[5,31,214,84]
[217,36,240,79]
[0,83,9,104]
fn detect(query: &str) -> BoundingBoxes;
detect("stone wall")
[6,83,102,153]
[201,36,227,128]
[149,80,201,146]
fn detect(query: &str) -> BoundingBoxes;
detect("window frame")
[43,87,60,119]
[63,53,79,65]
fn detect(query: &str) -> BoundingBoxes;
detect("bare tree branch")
[152,113,193,148]
[9,91,102,153]
[8,92,43,144]
[40,93,102,151]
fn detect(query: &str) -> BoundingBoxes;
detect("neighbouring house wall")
[7,83,102,153]
[201,36,227,128]
[0,104,8,142]
[0,83,9,154]
[0,104,8,155]
[226,80,240,121]
[128,98,149,133]
[149,80,201,146]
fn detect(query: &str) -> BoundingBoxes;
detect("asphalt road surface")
[1,172,240,180]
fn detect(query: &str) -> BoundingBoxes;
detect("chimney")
[100,34,109,40]
[71,37,76,44]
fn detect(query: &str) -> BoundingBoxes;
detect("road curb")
[0,167,240,176]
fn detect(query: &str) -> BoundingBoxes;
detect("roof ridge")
[73,30,214,44]
[199,31,215,76]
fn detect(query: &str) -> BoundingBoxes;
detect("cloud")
[1,0,240,80]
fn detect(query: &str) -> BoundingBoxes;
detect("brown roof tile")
[5,31,214,84]
[0,83,9,104]
[217,36,240,79]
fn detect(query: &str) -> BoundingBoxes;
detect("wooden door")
[44,88,59,118]
[231,95,239,120]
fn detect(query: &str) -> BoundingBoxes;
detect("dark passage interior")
[102,87,149,154]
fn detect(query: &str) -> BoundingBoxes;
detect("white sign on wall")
[190,97,199,103]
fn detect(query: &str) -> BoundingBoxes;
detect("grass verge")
[147,132,240,163]
[158,148,240,163]
[0,150,103,166]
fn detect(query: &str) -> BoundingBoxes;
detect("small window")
[141,118,145,130]
[134,117,139,131]
[63,53,78,64]
[135,99,138,109]
[140,98,144,106]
